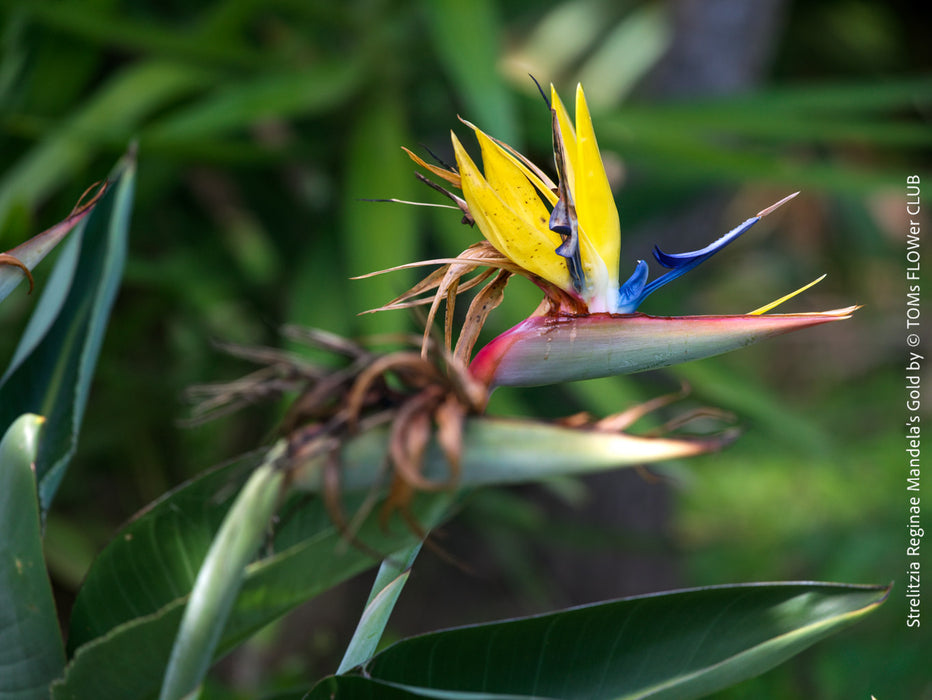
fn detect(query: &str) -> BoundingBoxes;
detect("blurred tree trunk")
[644,0,787,98]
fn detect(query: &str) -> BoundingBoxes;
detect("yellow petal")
[748,274,827,315]
[573,84,620,286]
[452,132,571,291]
[459,119,557,204]
[475,130,553,231]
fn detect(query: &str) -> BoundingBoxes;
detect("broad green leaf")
[160,452,287,700]
[54,606,195,700]
[65,452,260,653]
[68,449,385,651]
[55,497,452,700]
[322,582,889,699]
[0,151,135,513]
[0,414,64,700]
[306,676,448,699]
[337,543,423,674]
[58,447,453,700]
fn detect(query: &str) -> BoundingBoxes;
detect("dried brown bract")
[186,327,488,541]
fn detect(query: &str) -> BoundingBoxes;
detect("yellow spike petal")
[502,151,558,207]
[573,84,620,287]
[459,118,558,201]
[475,130,553,230]
[451,133,504,254]
[748,274,827,315]
[452,133,571,291]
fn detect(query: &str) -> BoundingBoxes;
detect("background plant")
[0,0,929,697]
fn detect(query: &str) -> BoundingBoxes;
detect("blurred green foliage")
[1,0,928,696]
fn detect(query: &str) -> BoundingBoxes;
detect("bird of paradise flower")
[365,83,857,398]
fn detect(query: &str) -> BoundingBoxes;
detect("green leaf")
[159,450,287,700]
[337,543,423,674]
[0,150,135,514]
[0,414,65,699]
[64,454,258,654]
[57,449,454,700]
[289,416,734,494]
[322,582,889,699]
[306,676,445,700]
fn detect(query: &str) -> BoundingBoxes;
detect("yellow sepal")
[452,132,571,290]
